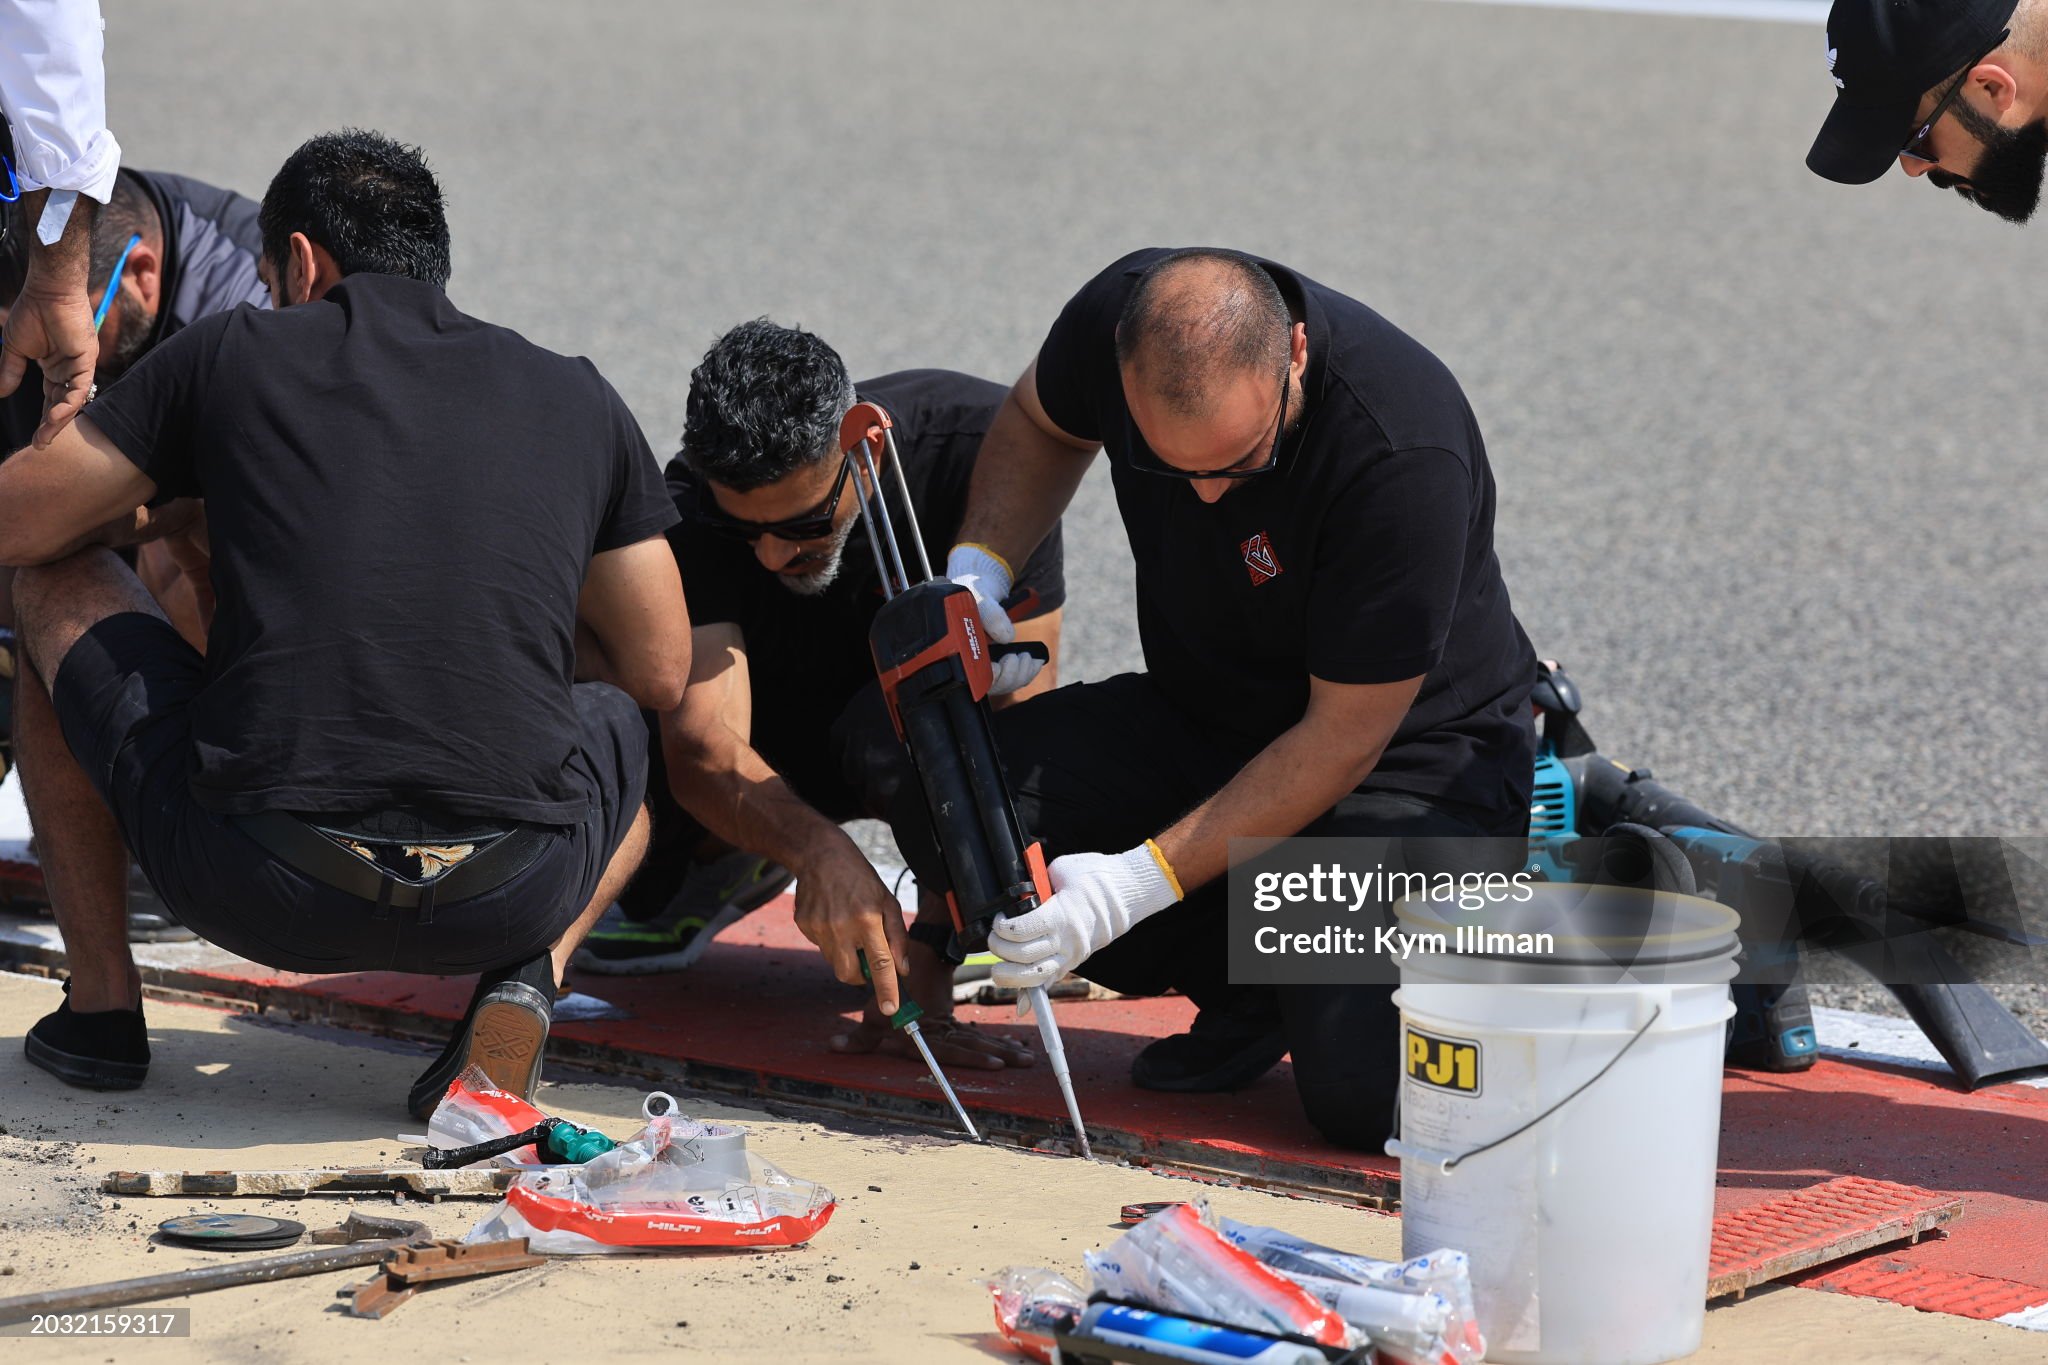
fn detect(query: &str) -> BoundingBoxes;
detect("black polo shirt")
[1032,248,1535,818]
[81,272,677,823]
[665,368,1065,731]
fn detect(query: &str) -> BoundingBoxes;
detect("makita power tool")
[1525,661,2048,1089]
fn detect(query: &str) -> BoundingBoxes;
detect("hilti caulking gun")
[839,402,1093,1158]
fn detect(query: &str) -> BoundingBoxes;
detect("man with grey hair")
[580,320,1064,1074]
[866,247,1538,1148]
[1806,0,2048,223]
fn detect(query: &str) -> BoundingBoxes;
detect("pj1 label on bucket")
[1406,1027,1481,1096]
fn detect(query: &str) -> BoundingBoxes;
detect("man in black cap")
[1808,0,2048,223]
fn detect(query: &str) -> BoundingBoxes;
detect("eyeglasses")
[698,452,854,543]
[1126,364,1291,481]
[1901,31,2008,168]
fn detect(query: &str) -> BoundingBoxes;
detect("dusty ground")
[0,974,2037,1363]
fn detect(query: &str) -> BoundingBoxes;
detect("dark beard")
[1928,115,2048,225]
[96,293,157,381]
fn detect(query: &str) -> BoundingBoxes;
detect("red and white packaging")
[425,1066,553,1165]
[1083,1202,1351,1349]
[463,1101,835,1254]
[988,1266,1088,1363]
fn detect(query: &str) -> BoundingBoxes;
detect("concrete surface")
[4,972,2043,1362]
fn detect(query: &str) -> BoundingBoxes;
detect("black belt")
[231,810,551,920]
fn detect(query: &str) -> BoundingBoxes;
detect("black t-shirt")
[664,369,1066,732]
[1032,248,1536,817]
[82,273,677,823]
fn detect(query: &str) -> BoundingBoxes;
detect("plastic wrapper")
[988,1266,1087,1363]
[1084,1201,1350,1349]
[426,1065,555,1165]
[464,1103,834,1253]
[1216,1217,1482,1365]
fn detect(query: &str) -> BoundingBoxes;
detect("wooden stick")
[100,1167,526,1199]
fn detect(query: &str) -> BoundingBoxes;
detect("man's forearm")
[661,715,847,872]
[1153,722,1392,894]
[573,620,622,688]
[18,190,96,290]
[954,387,1094,573]
[12,498,162,566]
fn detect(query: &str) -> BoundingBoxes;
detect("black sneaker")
[573,850,792,976]
[1130,1001,1287,1093]
[25,981,150,1090]
[406,958,555,1121]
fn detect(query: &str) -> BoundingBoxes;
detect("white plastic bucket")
[1385,885,1738,1365]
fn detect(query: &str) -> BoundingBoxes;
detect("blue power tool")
[1521,661,2048,1087]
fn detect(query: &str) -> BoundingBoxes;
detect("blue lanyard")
[0,152,17,203]
[92,233,142,332]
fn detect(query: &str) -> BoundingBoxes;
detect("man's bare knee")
[13,549,166,683]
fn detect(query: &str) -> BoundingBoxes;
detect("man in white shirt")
[0,0,121,444]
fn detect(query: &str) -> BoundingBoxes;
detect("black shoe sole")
[406,980,551,1121]
[1130,1030,1289,1094]
[25,1031,148,1090]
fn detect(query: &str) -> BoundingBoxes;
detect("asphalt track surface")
[110,0,2046,841]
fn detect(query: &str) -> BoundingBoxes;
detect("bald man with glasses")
[868,246,1538,1149]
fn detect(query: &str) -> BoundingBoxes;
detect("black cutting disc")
[157,1213,307,1251]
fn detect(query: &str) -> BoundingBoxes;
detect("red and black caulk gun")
[839,403,1093,1158]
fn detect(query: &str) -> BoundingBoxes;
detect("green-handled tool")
[861,950,982,1141]
[421,1116,616,1170]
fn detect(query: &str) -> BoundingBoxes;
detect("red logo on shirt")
[1240,532,1282,586]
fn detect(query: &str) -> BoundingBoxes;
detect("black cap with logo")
[1808,0,2019,184]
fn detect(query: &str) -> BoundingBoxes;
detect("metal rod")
[858,440,913,595]
[904,1021,983,1141]
[101,1167,520,1199]
[850,441,900,598]
[1026,985,1092,1159]
[881,427,934,582]
[0,1215,430,1323]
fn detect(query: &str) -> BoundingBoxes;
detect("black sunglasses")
[1901,31,2008,167]
[699,453,854,543]
[1126,364,1291,481]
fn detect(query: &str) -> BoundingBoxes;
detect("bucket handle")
[1385,1001,1665,1175]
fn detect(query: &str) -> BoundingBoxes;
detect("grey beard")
[775,519,857,597]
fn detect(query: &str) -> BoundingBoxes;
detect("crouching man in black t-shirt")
[874,248,1539,1149]
[0,131,690,1121]
[577,320,1063,1071]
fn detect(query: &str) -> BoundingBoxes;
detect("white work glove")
[989,843,1184,990]
[945,543,1042,695]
